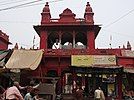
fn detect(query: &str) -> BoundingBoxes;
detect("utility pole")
[33,35,35,49]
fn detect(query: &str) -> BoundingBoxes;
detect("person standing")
[75,86,84,100]
[24,86,33,100]
[52,39,61,49]
[5,81,24,100]
[94,87,105,100]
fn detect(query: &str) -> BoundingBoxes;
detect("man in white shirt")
[52,39,61,49]
[94,87,105,100]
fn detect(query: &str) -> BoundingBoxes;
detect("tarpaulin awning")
[0,50,10,67]
[5,49,43,70]
[124,67,134,73]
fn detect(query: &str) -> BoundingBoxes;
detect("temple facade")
[30,2,134,99]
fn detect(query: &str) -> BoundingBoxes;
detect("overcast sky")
[0,0,134,50]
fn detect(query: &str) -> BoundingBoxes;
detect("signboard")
[93,55,116,65]
[71,55,93,67]
[71,55,116,67]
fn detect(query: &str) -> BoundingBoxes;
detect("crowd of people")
[0,80,41,100]
[72,85,105,100]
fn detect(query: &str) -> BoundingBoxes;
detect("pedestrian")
[4,81,24,100]
[33,88,40,100]
[94,87,105,100]
[52,39,61,49]
[29,80,41,89]
[75,85,84,100]
[24,86,33,100]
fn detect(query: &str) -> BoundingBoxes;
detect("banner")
[71,55,93,67]
[71,55,116,67]
[93,55,116,65]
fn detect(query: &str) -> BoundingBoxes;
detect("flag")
[110,35,112,41]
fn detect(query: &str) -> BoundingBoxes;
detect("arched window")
[61,32,73,49]
[75,32,87,49]
[47,32,59,49]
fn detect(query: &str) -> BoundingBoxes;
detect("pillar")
[72,72,77,92]
[87,31,95,51]
[82,74,85,89]
[40,31,47,49]
[59,31,62,49]
[117,73,122,100]
[72,31,76,48]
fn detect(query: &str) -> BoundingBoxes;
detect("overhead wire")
[0,0,64,23]
[0,0,64,11]
[0,0,30,6]
[101,29,134,39]
[11,0,64,9]
[0,0,64,48]
[16,0,64,9]
[0,0,43,11]
[103,8,134,28]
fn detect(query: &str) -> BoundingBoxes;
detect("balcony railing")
[43,48,122,56]
[50,18,85,23]
[44,49,89,56]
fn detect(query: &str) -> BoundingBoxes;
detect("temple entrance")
[62,71,118,99]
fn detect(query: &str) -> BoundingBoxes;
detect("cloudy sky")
[0,0,134,50]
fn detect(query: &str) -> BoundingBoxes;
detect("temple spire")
[14,43,18,49]
[84,2,94,24]
[41,2,51,24]
[127,41,131,50]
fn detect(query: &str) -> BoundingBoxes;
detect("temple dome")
[59,8,76,22]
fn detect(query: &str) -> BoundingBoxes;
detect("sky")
[0,0,134,50]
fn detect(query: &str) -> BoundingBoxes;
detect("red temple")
[30,2,134,99]
[0,30,11,50]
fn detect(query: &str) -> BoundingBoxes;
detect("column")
[72,31,76,48]
[87,31,95,51]
[117,73,122,100]
[72,72,77,92]
[59,31,62,49]
[40,30,47,49]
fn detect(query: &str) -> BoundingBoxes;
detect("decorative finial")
[14,43,18,49]
[46,2,48,5]
[127,41,131,50]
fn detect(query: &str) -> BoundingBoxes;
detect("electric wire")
[101,29,134,39]
[0,0,64,11]
[0,0,30,6]
[0,0,43,11]
[104,8,134,28]
[16,0,64,9]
